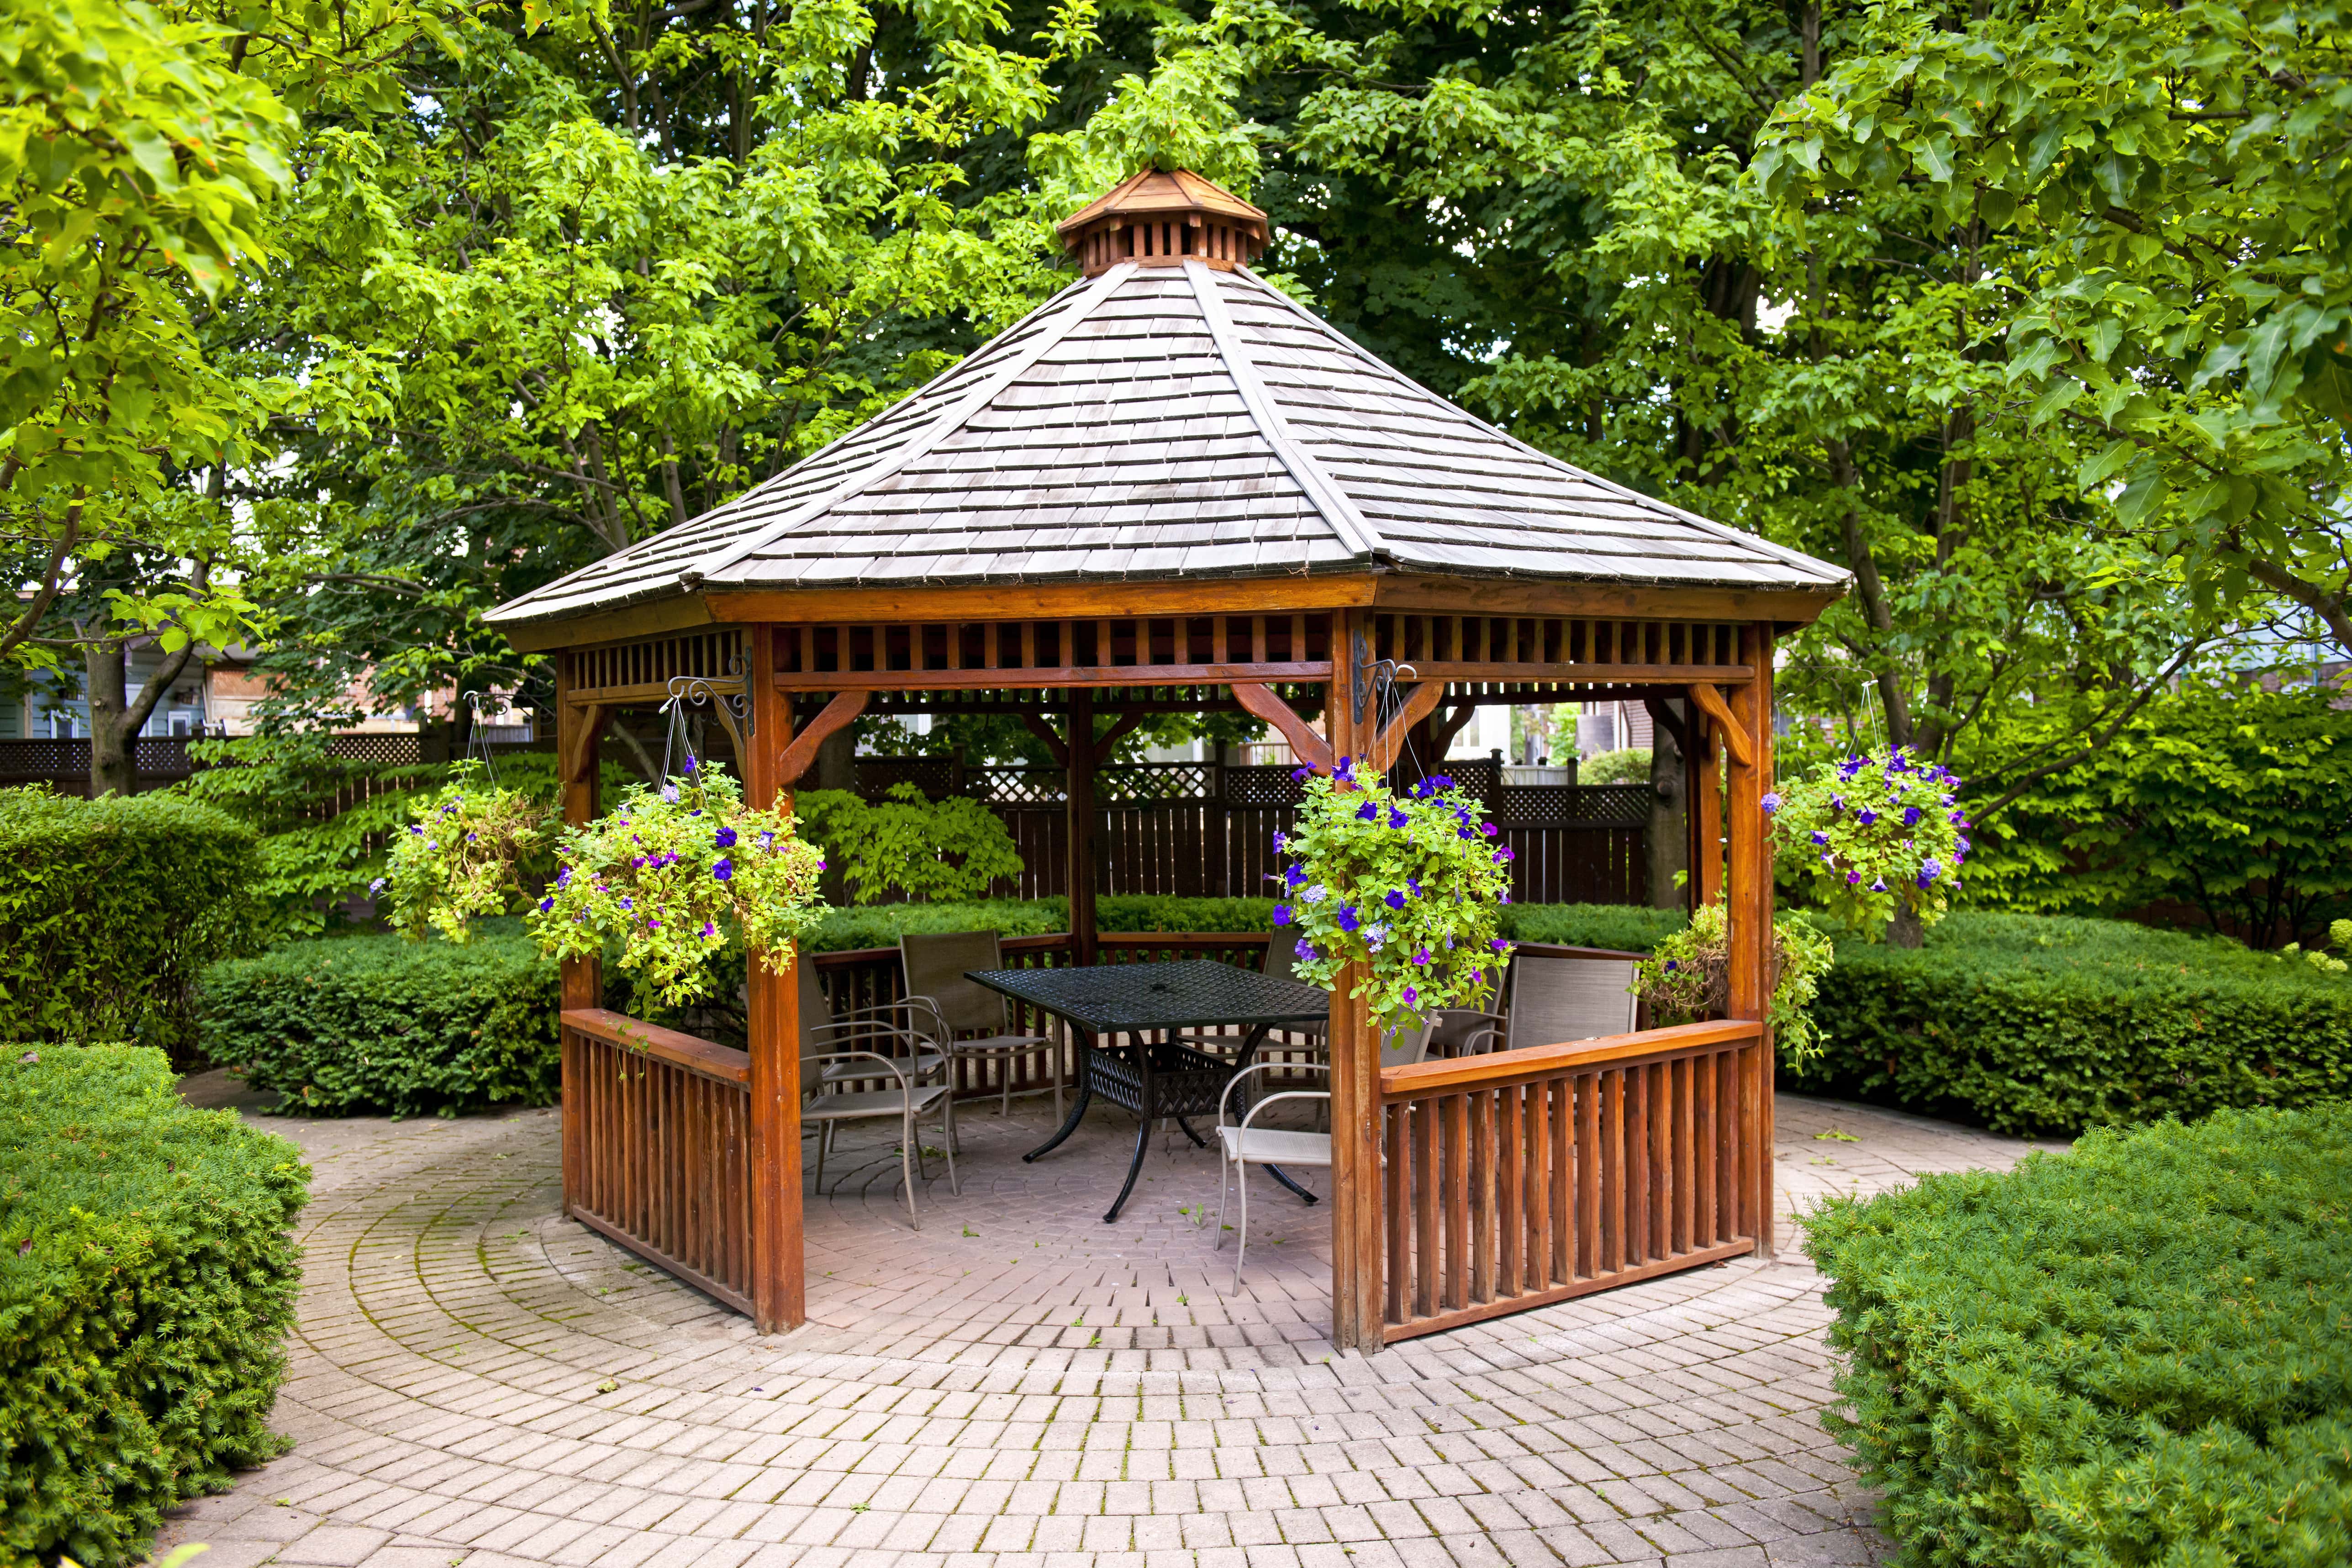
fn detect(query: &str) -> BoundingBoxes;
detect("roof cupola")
[1055,167,1271,277]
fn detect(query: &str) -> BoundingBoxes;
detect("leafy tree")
[1965,678,2352,945]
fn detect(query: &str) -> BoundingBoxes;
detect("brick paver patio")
[153,1077,2062,1568]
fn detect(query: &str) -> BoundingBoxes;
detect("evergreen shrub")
[1807,1105,2352,1568]
[0,787,258,1061]
[1793,913,2352,1135]
[0,1045,308,1568]
[200,923,559,1116]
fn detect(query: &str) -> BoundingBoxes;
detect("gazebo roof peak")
[1055,166,1270,277]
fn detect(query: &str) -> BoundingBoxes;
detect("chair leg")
[1231,1162,1249,1295]
[1001,1051,1012,1118]
[901,1107,920,1231]
[940,1099,960,1196]
[814,1120,830,1195]
[1216,1146,1230,1248]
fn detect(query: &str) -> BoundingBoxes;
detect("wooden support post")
[555,656,606,1220]
[1067,687,1098,967]
[1721,626,1774,1257]
[1685,699,1724,910]
[1327,612,1386,1352]
[744,626,805,1331]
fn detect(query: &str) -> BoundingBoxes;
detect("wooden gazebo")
[487,167,1846,1351]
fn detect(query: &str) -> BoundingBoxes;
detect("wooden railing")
[1378,1019,1766,1342]
[561,1008,755,1315]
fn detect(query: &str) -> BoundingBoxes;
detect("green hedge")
[0,788,258,1061]
[201,924,561,1117]
[1806,1105,2352,1568]
[0,1044,309,1568]
[1790,913,2352,1136]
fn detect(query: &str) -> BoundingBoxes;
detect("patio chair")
[1501,953,1640,1051]
[799,960,959,1151]
[898,931,1060,1118]
[799,993,958,1230]
[1213,1029,1433,1293]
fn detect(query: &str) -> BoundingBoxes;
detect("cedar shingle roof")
[487,260,1844,627]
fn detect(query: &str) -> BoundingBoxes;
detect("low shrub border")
[0,1044,309,1568]
[1806,1105,2352,1568]
[0,787,258,1062]
[1791,913,2352,1135]
[201,923,561,1118]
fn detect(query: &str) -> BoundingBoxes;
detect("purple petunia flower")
[1870,878,1888,893]
[1857,808,1879,826]
[759,830,775,850]
[1385,889,1406,910]
[1761,792,1783,813]
[716,826,737,849]
[1950,809,1968,825]
[1295,938,1318,962]
[619,898,633,911]
[1292,766,1311,781]
[1408,877,1422,896]
[1847,870,1862,885]
[1273,832,1288,851]
[712,858,733,882]
[1336,904,1361,933]
[1458,824,1475,840]
[1830,793,1846,813]
[1389,808,1409,829]
[1489,938,1509,954]
[1904,806,1922,827]
[539,897,554,912]
[683,755,698,773]
[557,866,573,887]
[1664,959,1679,971]
[409,824,424,835]
[1917,858,1942,888]
[701,921,716,937]
[1272,903,1293,926]
[1413,947,1431,966]
[1286,864,1307,889]
[1403,985,1419,1007]
[1956,835,1972,855]
[369,877,387,896]
[1811,830,1830,846]
[1334,755,1355,781]
[660,783,680,803]
[1493,847,1515,864]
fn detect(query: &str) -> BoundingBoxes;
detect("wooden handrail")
[1380,1018,1761,1101]
[561,1008,750,1084]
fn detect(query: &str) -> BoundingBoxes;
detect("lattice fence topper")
[1499,783,1653,827]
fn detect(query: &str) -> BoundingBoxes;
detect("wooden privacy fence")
[1378,1019,1769,1342]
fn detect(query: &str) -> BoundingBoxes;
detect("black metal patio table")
[966,960,1331,1221]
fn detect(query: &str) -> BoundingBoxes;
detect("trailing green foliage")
[1789,913,2352,1135]
[0,1044,309,1568]
[1772,749,1971,938]
[385,773,553,944]
[805,899,1066,953]
[1806,1105,2352,1568]
[0,787,258,1060]
[200,924,560,1117]
[1635,904,1835,1065]
[794,787,1026,905]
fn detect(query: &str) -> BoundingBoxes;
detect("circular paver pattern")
[149,1083,2062,1568]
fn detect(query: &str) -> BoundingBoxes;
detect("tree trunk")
[85,643,136,797]
[1887,904,1924,949]
[1646,700,1688,910]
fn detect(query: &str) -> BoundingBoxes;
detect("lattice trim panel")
[566,629,747,702]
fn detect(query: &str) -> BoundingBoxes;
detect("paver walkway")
[154,1078,2063,1568]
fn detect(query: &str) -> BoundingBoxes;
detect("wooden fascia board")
[1370,575,1846,624]
[499,594,721,652]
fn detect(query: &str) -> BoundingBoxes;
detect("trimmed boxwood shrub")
[1789,913,2352,1135]
[1806,1105,2352,1568]
[1,1044,309,1568]
[201,923,560,1117]
[0,787,259,1061]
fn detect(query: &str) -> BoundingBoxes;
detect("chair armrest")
[1217,1059,1329,1125]
[1238,1089,1333,1134]
[802,1049,913,1095]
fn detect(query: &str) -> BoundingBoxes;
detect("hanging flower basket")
[527,770,827,1008]
[1769,747,1972,938]
[381,773,554,944]
[1273,759,1515,1028]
